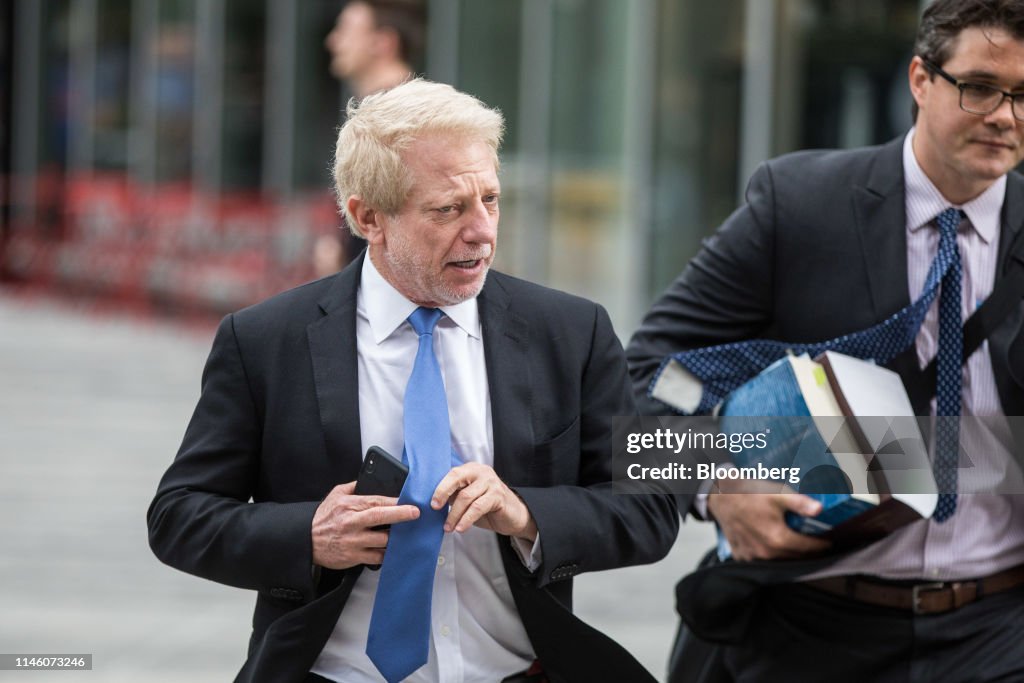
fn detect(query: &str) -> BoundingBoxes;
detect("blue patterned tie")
[651,209,965,518]
[367,307,450,683]
[933,209,963,522]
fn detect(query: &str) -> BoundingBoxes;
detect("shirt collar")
[359,254,482,344]
[903,128,1004,244]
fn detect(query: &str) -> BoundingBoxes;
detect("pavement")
[0,289,715,682]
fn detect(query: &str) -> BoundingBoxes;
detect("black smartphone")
[355,446,409,498]
[355,446,409,570]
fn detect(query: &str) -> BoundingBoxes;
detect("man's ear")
[374,27,402,61]
[908,56,932,111]
[347,196,386,245]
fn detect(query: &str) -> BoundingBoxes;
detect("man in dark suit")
[148,79,678,683]
[627,1,1024,681]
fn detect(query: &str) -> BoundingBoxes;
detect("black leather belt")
[804,564,1024,615]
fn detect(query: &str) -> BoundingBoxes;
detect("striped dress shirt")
[807,130,1024,581]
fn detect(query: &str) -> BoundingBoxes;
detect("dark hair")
[911,0,1024,120]
[915,0,1024,64]
[365,0,427,67]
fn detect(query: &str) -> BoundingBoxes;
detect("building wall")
[1,0,921,330]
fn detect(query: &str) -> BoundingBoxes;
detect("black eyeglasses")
[922,59,1024,122]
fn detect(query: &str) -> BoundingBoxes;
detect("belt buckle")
[911,582,946,614]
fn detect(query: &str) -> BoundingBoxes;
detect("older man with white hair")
[148,79,678,683]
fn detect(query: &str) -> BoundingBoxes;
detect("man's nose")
[325,26,340,50]
[985,94,1018,129]
[461,201,498,242]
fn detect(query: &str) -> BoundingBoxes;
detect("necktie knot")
[409,307,443,336]
[935,208,964,240]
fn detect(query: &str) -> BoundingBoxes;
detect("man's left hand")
[431,463,538,542]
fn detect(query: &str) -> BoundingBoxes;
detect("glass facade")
[288,0,346,194]
[789,0,920,151]
[2,0,925,329]
[649,0,746,301]
[221,0,266,191]
[91,0,133,171]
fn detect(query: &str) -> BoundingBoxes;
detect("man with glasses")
[628,1,1024,680]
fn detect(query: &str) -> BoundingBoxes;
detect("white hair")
[333,78,505,236]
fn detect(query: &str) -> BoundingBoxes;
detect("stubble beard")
[383,230,490,307]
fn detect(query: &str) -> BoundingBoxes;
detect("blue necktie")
[933,209,963,522]
[652,208,965,519]
[367,307,450,683]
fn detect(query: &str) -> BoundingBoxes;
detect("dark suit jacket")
[148,251,679,682]
[626,135,1024,643]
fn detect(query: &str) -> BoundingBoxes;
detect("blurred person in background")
[628,0,1024,681]
[314,0,427,279]
[148,79,678,683]
[325,0,425,99]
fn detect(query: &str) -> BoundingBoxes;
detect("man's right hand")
[311,481,420,570]
[707,479,831,562]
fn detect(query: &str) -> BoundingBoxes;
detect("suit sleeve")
[146,314,320,602]
[626,161,779,414]
[513,304,680,588]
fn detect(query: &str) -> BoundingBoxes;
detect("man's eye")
[483,194,498,203]
[960,83,1002,101]
[437,205,455,214]
[962,83,996,95]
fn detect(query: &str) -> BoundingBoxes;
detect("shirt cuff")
[509,533,543,572]
[692,479,715,520]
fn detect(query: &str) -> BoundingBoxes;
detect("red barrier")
[1,171,345,319]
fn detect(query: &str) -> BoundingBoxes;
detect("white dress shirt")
[807,130,1024,580]
[310,256,537,682]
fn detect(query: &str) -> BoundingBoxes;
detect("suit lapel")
[307,252,365,484]
[993,172,1024,417]
[478,274,534,485]
[851,138,935,413]
[851,137,910,320]
[998,171,1024,273]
